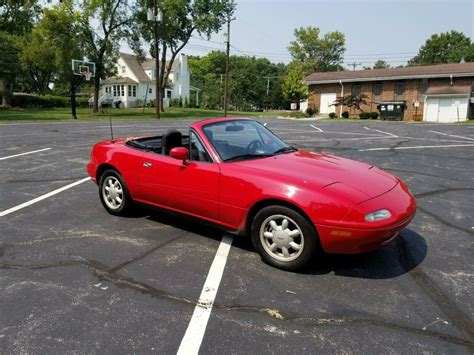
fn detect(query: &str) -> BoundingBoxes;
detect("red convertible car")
[87,117,416,270]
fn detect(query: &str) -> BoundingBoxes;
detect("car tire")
[98,169,133,216]
[251,205,319,271]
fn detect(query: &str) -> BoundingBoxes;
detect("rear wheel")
[99,169,133,216]
[251,206,318,271]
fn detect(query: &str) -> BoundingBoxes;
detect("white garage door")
[424,97,469,122]
[320,93,336,114]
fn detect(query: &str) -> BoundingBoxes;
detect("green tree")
[0,0,40,105]
[282,62,307,107]
[35,2,84,118]
[19,28,56,95]
[288,26,345,75]
[188,52,287,111]
[81,0,131,112]
[373,60,390,69]
[409,30,474,65]
[0,0,40,34]
[129,0,236,112]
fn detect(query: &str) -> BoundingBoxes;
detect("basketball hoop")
[82,70,92,82]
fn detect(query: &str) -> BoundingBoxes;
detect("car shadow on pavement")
[127,207,426,280]
[304,229,428,279]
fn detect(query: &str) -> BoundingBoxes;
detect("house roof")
[119,53,180,83]
[102,76,139,85]
[304,62,474,84]
[120,53,152,82]
[424,85,472,96]
[141,58,180,72]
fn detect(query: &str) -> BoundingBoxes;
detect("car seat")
[162,129,182,155]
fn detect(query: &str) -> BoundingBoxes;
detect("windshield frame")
[201,119,294,163]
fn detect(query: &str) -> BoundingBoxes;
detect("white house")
[95,52,199,108]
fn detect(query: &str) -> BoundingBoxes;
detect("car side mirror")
[170,147,189,164]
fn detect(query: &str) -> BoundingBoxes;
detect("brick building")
[304,63,474,122]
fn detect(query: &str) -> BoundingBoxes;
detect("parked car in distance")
[87,117,416,270]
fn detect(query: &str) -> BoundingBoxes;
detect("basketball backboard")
[72,59,96,77]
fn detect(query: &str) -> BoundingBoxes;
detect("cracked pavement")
[0,119,473,353]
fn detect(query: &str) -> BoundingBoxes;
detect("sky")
[178,0,474,69]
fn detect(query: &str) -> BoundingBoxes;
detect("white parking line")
[364,126,398,137]
[429,130,474,142]
[359,143,474,152]
[0,177,91,217]
[177,234,233,355]
[310,125,323,132]
[0,148,51,161]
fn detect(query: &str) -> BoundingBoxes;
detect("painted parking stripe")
[364,126,398,137]
[0,148,51,161]
[359,143,474,152]
[310,125,323,132]
[0,177,91,217]
[429,130,474,142]
[177,234,233,355]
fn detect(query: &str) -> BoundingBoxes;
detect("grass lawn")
[0,107,285,122]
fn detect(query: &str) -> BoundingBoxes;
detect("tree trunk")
[93,74,100,113]
[0,79,7,107]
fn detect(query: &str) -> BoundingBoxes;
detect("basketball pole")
[153,0,160,119]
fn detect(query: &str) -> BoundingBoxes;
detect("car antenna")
[108,115,114,140]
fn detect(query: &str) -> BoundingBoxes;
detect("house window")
[113,85,117,97]
[121,65,126,74]
[420,79,428,94]
[352,82,361,96]
[132,85,136,97]
[128,85,132,97]
[149,88,152,94]
[373,82,382,101]
[120,85,125,97]
[166,90,172,99]
[395,81,405,100]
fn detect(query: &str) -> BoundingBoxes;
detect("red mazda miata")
[87,117,416,270]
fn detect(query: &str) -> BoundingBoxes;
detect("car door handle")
[143,162,153,168]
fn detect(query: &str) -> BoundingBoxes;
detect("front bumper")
[87,163,97,183]
[316,182,416,254]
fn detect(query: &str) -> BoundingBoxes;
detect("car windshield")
[202,120,296,162]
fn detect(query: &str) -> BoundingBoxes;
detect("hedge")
[11,94,90,108]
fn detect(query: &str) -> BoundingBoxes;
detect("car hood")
[232,150,398,204]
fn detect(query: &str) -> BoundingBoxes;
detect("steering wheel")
[245,139,263,154]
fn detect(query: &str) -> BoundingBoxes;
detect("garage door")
[320,93,336,114]
[424,97,469,122]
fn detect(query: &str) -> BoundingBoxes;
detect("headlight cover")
[364,209,391,222]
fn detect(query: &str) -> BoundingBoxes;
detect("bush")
[11,94,71,108]
[287,111,309,119]
[342,111,349,119]
[359,112,371,119]
[328,112,337,119]
[76,97,90,108]
[169,98,180,107]
[370,111,379,120]
[306,107,314,116]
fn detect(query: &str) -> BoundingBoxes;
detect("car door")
[138,131,220,221]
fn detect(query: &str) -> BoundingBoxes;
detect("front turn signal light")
[364,209,391,222]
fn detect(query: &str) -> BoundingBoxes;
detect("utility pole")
[223,17,232,117]
[348,62,361,71]
[148,1,163,119]
[263,76,279,110]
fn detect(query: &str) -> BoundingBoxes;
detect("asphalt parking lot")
[1,117,473,353]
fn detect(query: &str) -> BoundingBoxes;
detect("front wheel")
[99,169,133,216]
[251,206,319,271]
